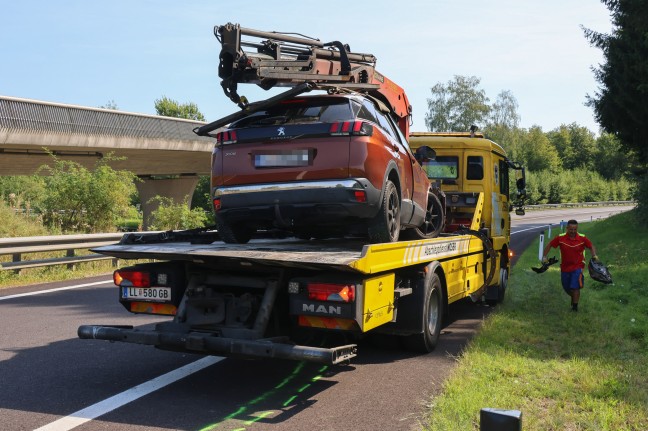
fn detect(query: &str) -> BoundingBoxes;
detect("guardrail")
[523,200,635,210]
[0,201,635,273]
[0,233,124,272]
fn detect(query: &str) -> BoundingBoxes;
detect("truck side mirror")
[516,178,525,191]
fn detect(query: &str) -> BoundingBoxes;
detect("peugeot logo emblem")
[277,127,285,136]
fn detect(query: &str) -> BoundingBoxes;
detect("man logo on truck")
[303,303,342,315]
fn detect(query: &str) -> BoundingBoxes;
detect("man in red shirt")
[542,219,598,312]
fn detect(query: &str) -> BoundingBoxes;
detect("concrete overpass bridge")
[0,95,216,227]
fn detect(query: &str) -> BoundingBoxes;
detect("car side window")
[374,109,399,141]
[357,99,379,124]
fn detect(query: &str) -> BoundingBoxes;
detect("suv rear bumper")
[214,178,381,225]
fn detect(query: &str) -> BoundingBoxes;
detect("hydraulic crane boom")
[200,22,412,137]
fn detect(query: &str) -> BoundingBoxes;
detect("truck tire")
[487,252,509,306]
[368,180,400,243]
[218,221,254,244]
[402,272,443,352]
[497,267,508,301]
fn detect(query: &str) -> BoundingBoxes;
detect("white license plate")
[122,287,171,301]
[255,150,310,167]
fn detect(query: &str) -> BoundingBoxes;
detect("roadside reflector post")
[480,408,522,431]
[538,233,545,261]
[548,225,552,238]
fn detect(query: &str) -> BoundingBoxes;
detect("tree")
[488,90,521,129]
[38,154,138,232]
[425,76,490,132]
[154,96,205,121]
[583,0,648,221]
[547,124,597,170]
[99,100,118,110]
[594,133,629,180]
[519,126,561,172]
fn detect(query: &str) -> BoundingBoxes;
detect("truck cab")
[409,131,526,302]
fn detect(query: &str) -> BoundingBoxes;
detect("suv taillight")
[216,130,238,145]
[329,121,373,136]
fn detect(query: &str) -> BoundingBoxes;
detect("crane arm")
[212,23,412,136]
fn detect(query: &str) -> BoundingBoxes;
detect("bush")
[147,196,208,230]
[524,169,633,205]
[0,201,49,237]
[38,154,138,233]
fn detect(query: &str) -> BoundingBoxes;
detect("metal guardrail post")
[66,249,75,270]
[12,253,21,275]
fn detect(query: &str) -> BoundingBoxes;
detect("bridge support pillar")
[136,176,200,230]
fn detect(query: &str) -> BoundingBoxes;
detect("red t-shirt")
[549,233,593,272]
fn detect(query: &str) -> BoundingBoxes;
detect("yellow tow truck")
[78,23,526,364]
[79,131,526,365]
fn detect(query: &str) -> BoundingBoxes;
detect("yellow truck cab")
[409,131,526,303]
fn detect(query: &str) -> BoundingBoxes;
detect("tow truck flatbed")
[94,234,475,275]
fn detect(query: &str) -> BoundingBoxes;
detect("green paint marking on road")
[275,362,305,389]
[282,395,298,407]
[197,362,311,431]
[297,383,311,393]
[244,411,274,425]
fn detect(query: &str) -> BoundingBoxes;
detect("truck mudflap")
[78,325,357,365]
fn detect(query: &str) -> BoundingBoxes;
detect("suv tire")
[368,180,400,243]
[218,220,254,244]
[409,191,445,239]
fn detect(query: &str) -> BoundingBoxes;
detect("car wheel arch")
[380,160,402,203]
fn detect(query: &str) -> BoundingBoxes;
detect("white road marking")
[34,356,223,431]
[511,224,555,235]
[0,279,111,301]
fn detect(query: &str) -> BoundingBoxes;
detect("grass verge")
[424,210,648,430]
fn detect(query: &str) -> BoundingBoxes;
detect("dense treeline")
[485,123,633,204]
[426,75,635,206]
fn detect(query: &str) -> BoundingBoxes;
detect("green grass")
[424,210,648,430]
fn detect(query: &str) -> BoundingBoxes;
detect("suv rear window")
[231,98,355,127]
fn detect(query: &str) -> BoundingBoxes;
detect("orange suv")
[211,93,443,244]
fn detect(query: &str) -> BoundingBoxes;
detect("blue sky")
[1,0,612,133]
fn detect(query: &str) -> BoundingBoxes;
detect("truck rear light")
[353,190,367,202]
[213,198,222,212]
[330,121,372,136]
[114,270,150,288]
[307,283,355,302]
[129,301,177,316]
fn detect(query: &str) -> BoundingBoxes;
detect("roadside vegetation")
[423,210,648,430]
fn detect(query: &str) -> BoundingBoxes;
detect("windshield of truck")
[421,156,459,179]
[231,98,354,127]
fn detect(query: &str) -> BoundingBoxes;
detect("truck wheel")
[487,253,509,306]
[402,272,443,352]
[409,191,445,239]
[497,267,508,302]
[368,180,400,243]
[218,221,253,244]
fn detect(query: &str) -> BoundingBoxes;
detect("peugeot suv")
[211,93,444,244]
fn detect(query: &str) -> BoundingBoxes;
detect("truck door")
[492,158,511,240]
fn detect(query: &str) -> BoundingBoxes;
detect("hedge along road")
[0,205,634,431]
